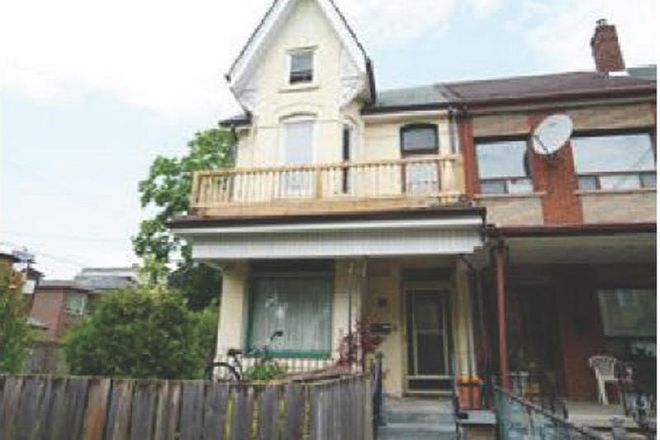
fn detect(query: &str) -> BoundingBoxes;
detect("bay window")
[572,132,656,190]
[282,117,314,195]
[476,139,533,194]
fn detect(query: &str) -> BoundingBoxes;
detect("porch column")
[215,261,249,362]
[331,259,365,367]
[453,259,477,377]
[495,243,511,390]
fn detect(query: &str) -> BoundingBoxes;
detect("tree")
[133,127,232,306]
[0,263,34,373]
[65,286,217,379]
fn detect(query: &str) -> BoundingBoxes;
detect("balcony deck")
[191,155,466,217]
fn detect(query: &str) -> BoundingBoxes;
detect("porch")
[466,224,656,434]
[190,155,465,217]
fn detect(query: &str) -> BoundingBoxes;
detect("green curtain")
[248,276,332,357]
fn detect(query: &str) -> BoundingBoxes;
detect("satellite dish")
[530,114,573,156]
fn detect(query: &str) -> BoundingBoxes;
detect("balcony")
[191,155,465,217]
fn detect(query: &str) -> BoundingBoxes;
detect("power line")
[1,229,130,245]
[0,240,88,267]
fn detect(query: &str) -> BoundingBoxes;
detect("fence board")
[105,380,134,440]
[129,381,158,440]
[153,381,181,440]
[284,383,305,440]
[202,383,229,440]
[44,377,70,440]
[258,385,279,440]
[15,376,46,440]
[0,376,22,440]
[179,381,205,440]
[82,377,111,440]
[0,374,370,440]
[230,385,252,440]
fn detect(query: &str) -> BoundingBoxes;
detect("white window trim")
[279,114,317,166]
[283,47,318,90]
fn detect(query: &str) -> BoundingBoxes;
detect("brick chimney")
[590,19,625,72]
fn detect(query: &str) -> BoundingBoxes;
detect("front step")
[378,398,458,440]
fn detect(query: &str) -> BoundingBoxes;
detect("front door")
[406,289,451,392]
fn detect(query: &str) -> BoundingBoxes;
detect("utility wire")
[0,240,88,267]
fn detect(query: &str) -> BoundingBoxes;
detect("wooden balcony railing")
[191,155,465,216]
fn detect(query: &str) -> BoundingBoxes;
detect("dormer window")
[289,50,314,84]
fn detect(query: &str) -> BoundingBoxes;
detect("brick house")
[169,0,655,405]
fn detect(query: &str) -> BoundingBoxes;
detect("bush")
[0,265,34,373]
[65,287,217,379]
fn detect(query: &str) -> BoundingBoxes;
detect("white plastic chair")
[588,355,620,405]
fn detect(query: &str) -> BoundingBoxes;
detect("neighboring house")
[170,0,655,402]
[30,281,94,341]
[30,266,138,342]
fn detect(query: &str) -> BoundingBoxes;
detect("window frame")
[66,293,87,316]
[288,48,315,85]
[597,287,656,338]
[245,272,334,359]
[399,124,440,157]
[571,128,656,191]
[475,136,534,195]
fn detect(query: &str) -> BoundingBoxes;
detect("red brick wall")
[555,271,606,400]
[528,113,583,225]
[30,289,66,341]
[459,117,478,198]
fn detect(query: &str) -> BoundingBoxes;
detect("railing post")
[191,172,200,208]
[315,167,323,198]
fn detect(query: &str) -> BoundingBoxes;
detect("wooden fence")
[0,374,372,440]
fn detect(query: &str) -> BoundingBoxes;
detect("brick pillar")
[458,115,479,198]
[528,114,583,224]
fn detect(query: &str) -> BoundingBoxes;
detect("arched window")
[400,124,439,156]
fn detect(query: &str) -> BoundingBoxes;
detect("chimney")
[591,19,625,72]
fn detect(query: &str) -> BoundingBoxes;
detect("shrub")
[65,287,216,379]
[0,265,34,373]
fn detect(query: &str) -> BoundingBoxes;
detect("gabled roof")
[226,0,375,107]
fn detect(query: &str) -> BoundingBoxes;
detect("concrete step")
[377,423,458,440]
[383,410,455,425]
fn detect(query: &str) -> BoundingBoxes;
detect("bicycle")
[206,330,283,382]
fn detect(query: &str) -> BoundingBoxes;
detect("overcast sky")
[1,0,657,279]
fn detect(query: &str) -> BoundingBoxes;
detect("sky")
[0,0,657,279]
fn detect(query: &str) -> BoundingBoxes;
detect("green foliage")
[133,127,233,293]
[244,363,287,381]
[169,263,223,311]
[65,286,218,379]
[0,264,34,373]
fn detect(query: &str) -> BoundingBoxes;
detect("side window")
[476,139,533,194]
[571,132,656,190]
[66,293,87,316]
[289,50,314,84]
[400,124,439,156]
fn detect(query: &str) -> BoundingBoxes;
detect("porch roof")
[487,223,655,265]
[172,208,485,261]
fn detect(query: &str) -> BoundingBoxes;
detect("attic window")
[289,50,314,84]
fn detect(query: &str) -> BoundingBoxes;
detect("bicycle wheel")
[212,362,241,382]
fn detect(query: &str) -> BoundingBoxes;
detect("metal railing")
[494,385,603,440]
[371,352,384,438]
[191,155,463,210]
